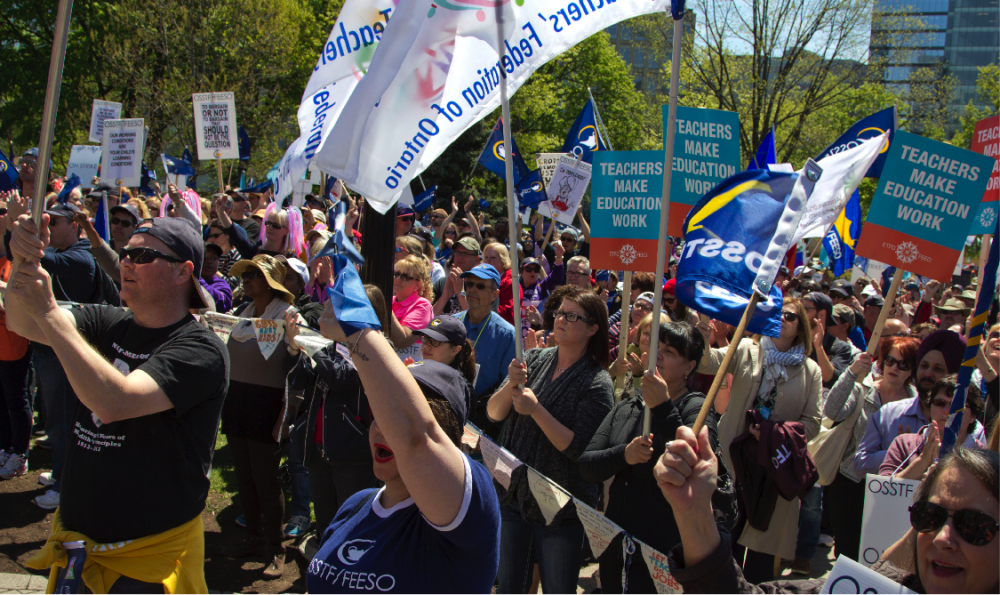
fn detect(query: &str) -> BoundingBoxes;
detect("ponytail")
[452,339,477,387]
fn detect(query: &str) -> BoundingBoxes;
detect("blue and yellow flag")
[822,189,860,277]
[477,117,529,185]
[561,100,601,163]
[0,148,19,192]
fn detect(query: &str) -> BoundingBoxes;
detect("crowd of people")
[0,146,997,594]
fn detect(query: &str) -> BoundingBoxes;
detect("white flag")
[314,0,671,212]
[270,0,401,203]
[527,467,570,525]
[792,132,889,244]
[574,498,623,559]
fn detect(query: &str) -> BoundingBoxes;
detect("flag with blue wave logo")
[0,148,18,192]
[745,126,776,171]
[822,189,860,277]
[162,153,196,177]
[516,169,548,210]
[477,118,529,185]
[94,191,111,243]
[238,126,251,161]
[57,174,81,205]
[815,106,896,178]
[561,100,601,163]
[675,168,818,337]
[414,185,436,213]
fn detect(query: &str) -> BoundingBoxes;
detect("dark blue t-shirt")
[305,454,500,593]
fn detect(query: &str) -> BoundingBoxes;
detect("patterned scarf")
[757,336,806,400]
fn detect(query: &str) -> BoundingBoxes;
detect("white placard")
[574,498,624,559]
[192,92,239,160]
[536,153,565,187]
[252,317,286,360]
[821,554,916,594]
[202,312,240,343]
[89,99,122,144]
[541,155,592,226]
[65,145,103,186]
[394,342,423,364]
[640,542,684,594]
[859,474,921,566]
[100,118,145,187]
[527,467,571,525]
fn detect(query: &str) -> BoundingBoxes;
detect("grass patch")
[207,432,238,514]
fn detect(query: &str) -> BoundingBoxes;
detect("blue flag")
[239,171,245,189]
[671,0,685,19]
[745,126,776,171]
[815,107,896,178]
[0,148,18,192]
[182,147,197,190]
[675,169,800,337]
[516,169,547,209]
[561,100,601,164]
[326,253,382,337]
[238,126,251,161]
[477,118,529,185]
[94,191,111,243]
[822,189,860,277]
[414,185,436,213]
[57,174,81,205]
[244,178,273,193]
[312,200,365,266]
[163,153,196,177]
[139,162,157,196]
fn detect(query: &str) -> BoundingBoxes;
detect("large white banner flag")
[792,132,889,244]
[314,0,671,212]
[271,0,400,202]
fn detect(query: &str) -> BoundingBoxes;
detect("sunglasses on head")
[120,247,183,265]
[909,501,998,546]
[264,220,284,230]
[394,271,415,281]
[110,217,134,227]
[782,311,799,322]
[882,354,910,371]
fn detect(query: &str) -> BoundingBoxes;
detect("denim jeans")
[497,504,584,594]
[285,426,311,519]
[33,348,77,491]
[795,484,823,560]
[0,349,33,455]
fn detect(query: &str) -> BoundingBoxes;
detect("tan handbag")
[807,389,866,486]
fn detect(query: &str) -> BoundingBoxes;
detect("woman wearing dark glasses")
[822,335,921,562]
[654,420,998,593]
[695,297,822,584]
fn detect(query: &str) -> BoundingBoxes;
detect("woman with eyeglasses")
[695,297,822,584]
[220,255,302,578]
[654,418,999,594]
[662,279,697,324]
[881,375,986,480]
[821,335,920,562]
[387,255,435,358]
[487,287,614,593]
[414,315,477,387]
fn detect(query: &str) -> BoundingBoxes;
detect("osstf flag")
[561,100,600,163]
[822,189,861,277]
[745,126,776,171]
[0,148,19,192]
[815,106,896,178]
[478,118,529,184]
[516,169,547,210]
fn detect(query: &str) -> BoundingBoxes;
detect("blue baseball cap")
[407,359,473,428]
[595,270,612,282]
[397,205,415,218]
[460,263,501,287]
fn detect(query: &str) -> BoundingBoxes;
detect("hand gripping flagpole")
[31,0,75,232]
[644,1,685,437]
[497,3,523,371]
[940,215,999,456]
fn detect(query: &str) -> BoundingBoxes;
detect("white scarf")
[230,297,292,342]
[757,336,806,399]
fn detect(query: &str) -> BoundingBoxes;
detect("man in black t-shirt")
[6,215,229,592]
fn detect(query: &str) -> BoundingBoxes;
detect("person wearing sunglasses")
[396,204,416,237]
[520,251,565,326]
[6,215,226,592]
[216,198,305,259]
[481,243,522,326]
[609,291,654,362]
[387,256,435,355]
[414,315,477,387]
[199,242,232,313]
[695,297,822,583]
[653,421,999,594]
[206,220,240,284]
[973,323,999,426]
[821,336,920,563]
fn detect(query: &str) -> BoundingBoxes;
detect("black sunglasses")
[264,220,284,230]
[523,266,541,273]
[242,270,264,281]
[120,247,183,265]
[399,215,415,222]
[909,501,998,546]
[882,354,910,371]
[207,232,224,239]
[782,311,799,322]
[394,271,415,281]
[110,217,134,227]
[467,281,492,291]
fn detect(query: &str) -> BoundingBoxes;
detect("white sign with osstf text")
[192,92,240,160]
[89,99,122,144]
[100,119,145,187]
[821,554,916,594]
[859,473,921,566]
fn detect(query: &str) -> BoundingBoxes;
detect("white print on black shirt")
[307,556,395,592]
[110,342,151,362]
[74,421,124,453]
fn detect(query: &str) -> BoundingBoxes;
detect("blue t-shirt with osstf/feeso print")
[305,454,500,593]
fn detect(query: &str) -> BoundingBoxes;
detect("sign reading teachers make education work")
[192,92,240,160]
[88,99,122,144]
[856,130,992,279]
[663,106,740,236]
[65,145,103,186]
[591,151,663,272]
[970,114,999,234]
[100,118,145,187]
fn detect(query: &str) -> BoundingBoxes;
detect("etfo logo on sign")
[856,130,992,279]
[590,151,663,272]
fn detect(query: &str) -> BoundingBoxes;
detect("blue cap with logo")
[460,263,501,287]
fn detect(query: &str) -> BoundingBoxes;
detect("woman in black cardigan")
[580,320,730,593]
[487,287,614,594]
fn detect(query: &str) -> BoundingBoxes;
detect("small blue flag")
[479,198,490,211]
[94,191,111,243]
[745,126,777,171]
[414,185,436,213]
[238,127,251,161]
[139,162,157,196]
[57,174,81,205]
[312,200,364,266]
[516,169,547,209]
[244,178,273,193]
[182,147,198,189]
[675,169,801,337]
[0,148,18,192]
[239,171,245,189]
[163,153,196,177]
[815,107,896,178]
[822,189,860,277]
[326,253,382,337]
[477,117,529,185]
[561,100,601,164]
[671,0,685,20]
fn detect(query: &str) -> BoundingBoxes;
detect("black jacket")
[814,332,854,388]
[293,293,323,329]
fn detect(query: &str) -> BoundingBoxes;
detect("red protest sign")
[972,114,999,204]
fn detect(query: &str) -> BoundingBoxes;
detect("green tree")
[952,62,1000,149]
